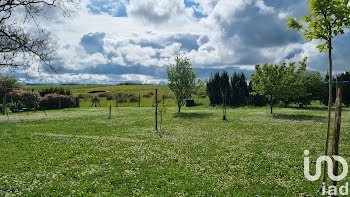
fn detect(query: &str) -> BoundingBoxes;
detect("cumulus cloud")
[3,0,350,84]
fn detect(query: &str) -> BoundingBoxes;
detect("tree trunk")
[270,95,273,114]
[330,76,343,187]
[178,104,181,113]
[323,38,333,184]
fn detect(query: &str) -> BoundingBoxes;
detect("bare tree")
[0,0,79,72]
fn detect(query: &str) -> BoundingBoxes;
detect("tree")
[0,0,78,71]
[287,0,350,184]
[250,59,307,113]
[230,72,249,106]
[166,56,198,113]
[248,81,267,106]
[250,63,286,114]
[300,72,326,106]
[280,58,308,106]
[207,72,222,105]
[219,71,230,120]
[0,75,22,102]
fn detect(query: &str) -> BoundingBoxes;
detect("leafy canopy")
[287,0,350,52]
[166,56,198,112]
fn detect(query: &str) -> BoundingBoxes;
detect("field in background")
[24,84,209,108]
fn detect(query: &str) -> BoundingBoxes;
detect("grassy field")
[1,101,350,195]
[24,84,209,108]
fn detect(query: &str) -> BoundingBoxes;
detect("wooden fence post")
[155,89,158,131]
[330,76,344,187]
[108,101,112,119]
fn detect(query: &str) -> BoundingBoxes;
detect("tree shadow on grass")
[173,112,213,119]
[272,113,327,123]
[287,106,350,112]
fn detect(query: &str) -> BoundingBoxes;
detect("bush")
[98,92,114,100]
[129,94,139,103]
[40,93,76,109]
[7,89,41,110]
[116,93,127,103]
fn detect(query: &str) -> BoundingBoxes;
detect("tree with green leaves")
[280,58,308,106]
[166,56,198,113]
[300,72,327,106]
[0,75,22,101]
[287,0,350,184]
[250,59,307,113]
[250,63,285,114]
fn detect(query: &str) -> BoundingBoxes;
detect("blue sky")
[6,0,350,84]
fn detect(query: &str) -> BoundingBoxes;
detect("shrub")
[39,87,71,96]
[129,94,139,103]
[142,94,151,98]
[98,92,114,100]
[8,89,41,110]
[40,93,76,109]
[116,93,127,103]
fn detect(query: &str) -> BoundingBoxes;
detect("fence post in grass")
[108,100,112,119]
[155,89,158,131]
[139,95,141,107]
[330,76,344,187]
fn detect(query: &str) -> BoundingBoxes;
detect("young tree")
[280,58,308,106]
[287,0,350,184]
[166,56,198,113]
[0,0,79,72]
[250,63,286,114]
[250,60,307,113]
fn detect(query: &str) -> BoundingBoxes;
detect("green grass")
[1,104,350,196]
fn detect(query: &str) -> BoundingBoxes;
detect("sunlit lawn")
[1,105,350,196]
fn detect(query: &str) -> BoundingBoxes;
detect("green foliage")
[39,87,72,97]
[207,72,222,105]
[231,72,249,106]
[207,72,249,107]
[7,89,41,110]
[287,0,350,53]
[166,56,198,113]
[41,93,76,109]
[247,82,267,106]
[0,75,22,103]
[299,72,327,106]
[250,58,308,112]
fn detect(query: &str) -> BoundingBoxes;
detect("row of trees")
[206,72,266,107]
[251,58,350,113]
